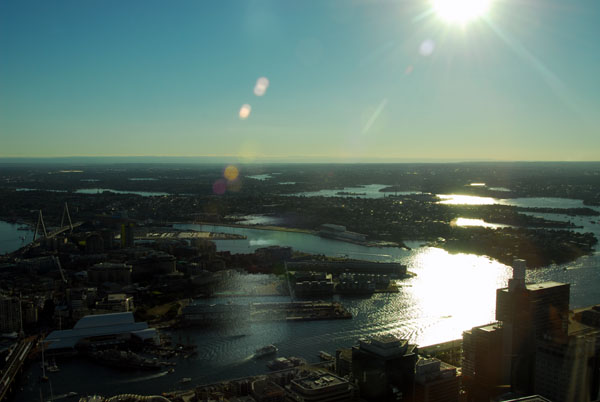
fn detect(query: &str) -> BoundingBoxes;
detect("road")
[0,337,35,401]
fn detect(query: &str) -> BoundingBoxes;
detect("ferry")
[254,344,278,358]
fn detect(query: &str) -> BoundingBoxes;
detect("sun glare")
[432,0,492,24]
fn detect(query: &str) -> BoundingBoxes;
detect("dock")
[251,301,351,322]
[136,231,245,240]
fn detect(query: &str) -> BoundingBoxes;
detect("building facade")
[352,335,418,401]
[414,358,460,402]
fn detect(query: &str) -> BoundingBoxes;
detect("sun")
[432,0,493,24]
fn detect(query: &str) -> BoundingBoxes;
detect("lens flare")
[419,39,435,56]
[213,179,227,195]
[239,104,251,119]
[224,165,239,181]
[253,77,270,96]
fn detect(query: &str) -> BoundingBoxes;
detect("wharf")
[181,221,316,234]
[286,260,407,276]
[179,301,351,326]
[251,301,351,322]
[136,230,245,240]
[373,283,400,293]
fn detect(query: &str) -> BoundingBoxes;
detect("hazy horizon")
[1,156,600,165]
[2,1,600,160]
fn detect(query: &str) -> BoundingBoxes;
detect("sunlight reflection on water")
[177,221,514,347]
[437,194,497,205]
[453,217,509,229]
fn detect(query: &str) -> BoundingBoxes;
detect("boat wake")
[238,354,255,363]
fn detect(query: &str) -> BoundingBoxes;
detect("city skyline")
[1,0,600,161]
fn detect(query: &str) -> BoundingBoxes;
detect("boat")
[254,344,278,358]
[319,351,334,361]
[228,334,247,339]
[47,359,60,373]
[179,377,192,384]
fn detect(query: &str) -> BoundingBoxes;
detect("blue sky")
[1,0,599,161]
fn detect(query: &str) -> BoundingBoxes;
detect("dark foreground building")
[463,259,600,401]
[352,335,418,401]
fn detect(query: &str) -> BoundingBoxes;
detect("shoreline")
[172,221,316,235]
[173,221,410,249]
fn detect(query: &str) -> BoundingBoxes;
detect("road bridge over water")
[8,221,84,258]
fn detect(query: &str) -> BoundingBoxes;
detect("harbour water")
[14,188,169,197]
[290,184,419,199]
[0,221,34,255]
[75,188,169,197]
[6,195,600,400]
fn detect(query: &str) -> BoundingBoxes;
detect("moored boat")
[319,351,334,361]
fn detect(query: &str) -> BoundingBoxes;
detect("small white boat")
[254,344,278,358]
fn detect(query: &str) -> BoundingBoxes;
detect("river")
[8,195,600,400]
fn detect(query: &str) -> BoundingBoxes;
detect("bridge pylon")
[32,210,47,241]
[60,202,73,232]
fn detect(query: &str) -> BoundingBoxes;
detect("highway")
[0,337,35,401]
